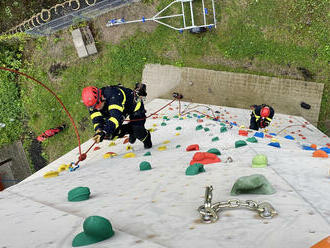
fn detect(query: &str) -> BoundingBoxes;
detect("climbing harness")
[198,186,277,223]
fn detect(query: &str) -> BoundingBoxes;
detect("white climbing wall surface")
[1,98,329,248]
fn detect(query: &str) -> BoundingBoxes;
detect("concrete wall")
[142,64,324,125]
[0,160,16,189]
[0,141,31,184]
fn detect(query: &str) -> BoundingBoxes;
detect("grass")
[13,0,330,164]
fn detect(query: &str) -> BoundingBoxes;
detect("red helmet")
[82,86,102,108]
[260,106,270,117]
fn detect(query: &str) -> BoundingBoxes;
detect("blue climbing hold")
[205,8,208,14]
[230,122,237,126]
[208,25,212,30]
[284,135,294,140]
[179,29,183,33]
[302,145,315,150]
[268,142,281,148]
[142,16,145,22]
[254,132,264,138]
[269,133,277,136]
[319,147,330,154]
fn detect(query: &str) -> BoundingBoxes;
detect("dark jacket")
[88,85,143,135]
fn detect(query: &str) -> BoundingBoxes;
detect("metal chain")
[198,186,277,223]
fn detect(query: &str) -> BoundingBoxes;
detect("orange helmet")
[260,106,270,118]
[82,86,102,108]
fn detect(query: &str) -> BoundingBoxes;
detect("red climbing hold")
[326,143,330,148]
[123,138,129,144]
[265,134,273,138]
[189,152,221,165]
[169,107,174,110]
[289,120,293,123]
[239,130,248,136]
[186,144,200,151]
[197,119,203,123]
[93,146,101,151]
[302,137,306,140]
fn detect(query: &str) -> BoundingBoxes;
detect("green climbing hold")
[196,125,203,131]
[176,126,182,130]
[174,115,179,118]
[220,126,227,133]
[187,115,192,118]
[252,154,268,168]
[212,137,219,142]
[207,148,221,155]
[68,187,90,202]
[200,115,205,118]
[246,137,258,143]
[220,123,226,126]
[163,116,168,120]
[204,127,210,132]
[72,216,114,247]
[193,113,198,117]
[143,151,151,156]
[161,122,167,126]
[139,161,152,171]
[235,140,247,148]
[179,117,184,120]
[185,163,205,176]
[230,174,276,195]
[176,145,181,148]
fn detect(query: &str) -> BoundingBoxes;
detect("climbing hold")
[239,130,248,136]
[310,236,330,248]
[271,138,279,143]
[103,152,117,159]
[186,144,200,151]
[269,133,277,136]
[43,171,59,178]
[196,125,203,131]
[240,125,245,129]
[207,148,221,155]
[204,127,210,132]
[58,164,67,172]
[197,119,204,123]
[161,122,167,126]
[302,145,315,151]
[220,126,227,133]
[179,117,184,120]
[310,144,317,149]
[176,145,181,148]
[126,145,133,151]
[93,146,101,151]
[139,161,152,171]
[252,154,268,168]
[284,135,294,140]
[193,113,198,117]
[268,142,281,148]
[163,116,168,120]
[173,115,179,118]
[175,133,180,136]
[235,140,247,148]
[220,123,226,126]
[70,165,80,172]
[153,124,157,127]
[148,128,156,132]
[163,140,170,144]
[123,152,136,158]
[158,146,167,151]
[185,163,205,176]
[189,152,221,165]
[143,151,151,156]
[68,187,90,202]
[312,150,328,158]
[301,102,311,109]
[109,142,116,146]
[265,134,273,138]
[319,147,330,154]
[254,132,264,138]
[176,126,182,130]
[72,216,114,247]
[123,138,129,144]
[246,137,258,143]
[230,174,276,195]
[212,137,219,142]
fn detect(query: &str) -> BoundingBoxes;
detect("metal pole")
[189,0,195,27]
[181,0,186,28]
[211,0,217,28]
[202,0,206,26]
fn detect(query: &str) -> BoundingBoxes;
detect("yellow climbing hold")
[109,142,116,147]
[65,164,72,170]
[58,164,67,172]
[123,152,136,158]
[43,171,59,178]
[240,125,245,129]
[158,146,167,151]
[153,124,157,127]
[148,128,156,133]
[103,152,117,159]
[163,140,170,144]
[126,145,133,150]
[175,133,180,136]
[271,138,279,143]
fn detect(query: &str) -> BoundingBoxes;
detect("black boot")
[143,131,152,149]
[129,133,136,144]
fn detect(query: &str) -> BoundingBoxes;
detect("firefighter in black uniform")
[81,83,152,149]
[249,104,275,131]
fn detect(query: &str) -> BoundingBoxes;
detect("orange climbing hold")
[186,144,200,151]
[123,138,129,144]
[312,150,328,158]
[189,152,221,165]
[197,119,203,123]
[93,146,101,151]
[311,236,330,248]
[239,130,248,136]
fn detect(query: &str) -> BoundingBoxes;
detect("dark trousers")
[249,116,259,131]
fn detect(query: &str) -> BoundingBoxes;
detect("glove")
[259,119,270,128]
[93,130,106,143]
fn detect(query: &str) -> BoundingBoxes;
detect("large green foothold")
[207,148,221,155]
[72,216,114,247]
[204,127,210,132]
[252,154,268,168]
[235,140,247,148]
[196,125,203,131]
[176,126,182,130]
[185,163,205,176]
[176,145,181,148]
[230,174,276,195]
[139,161,152,171]
[212,137,219,142]
[68,187,90,202]
[143,151,151,156]
[246,137,258,143]
[220,126,227,133]
[163,116,168,120]
[161,122,167,126]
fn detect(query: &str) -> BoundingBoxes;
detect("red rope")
[0,67,82,156]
